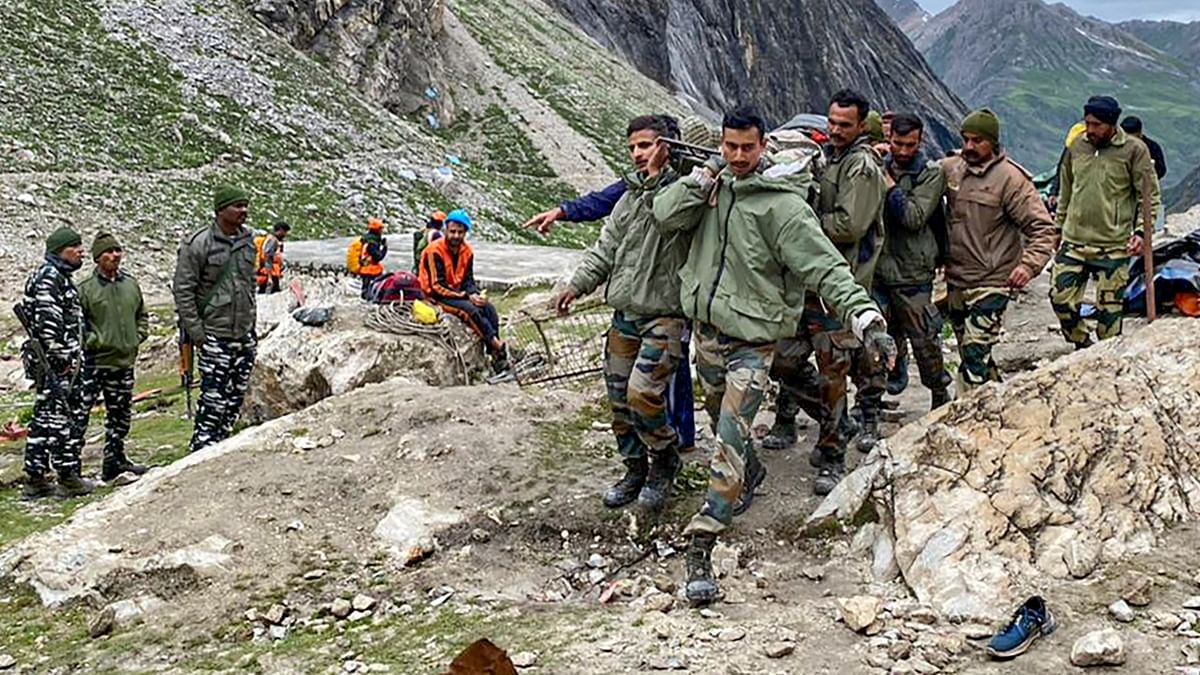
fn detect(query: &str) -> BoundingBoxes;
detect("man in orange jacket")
[418,209,510,373]
[255,221,290,294]
[357,218,388,298]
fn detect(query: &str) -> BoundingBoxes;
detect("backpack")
[346,237,364,274]
[368,271,424,304]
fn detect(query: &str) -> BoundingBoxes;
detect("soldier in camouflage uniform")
[942,109,1059,392]
[173,186,259,453]
[20,227,91,500]
[556,114,691,512]
[1051,96,1160,348]
[654,105,894,605]
[764,89,887,497]
[872,112,953,409]
[71,232,150,483]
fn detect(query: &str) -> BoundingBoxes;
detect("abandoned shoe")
[55,472,97,499]
[21,472,55,501]
[760,420,797,450]
[603,457,647,508]
[685,533,719,605]
[637,450,681,512]
[886,355,909,396]
[102,455,148,482]
[731,454,767,516]
[987,595,1057,659]
[813,460,844,497]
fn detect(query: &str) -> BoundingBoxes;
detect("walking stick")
[1141,172,1156,323]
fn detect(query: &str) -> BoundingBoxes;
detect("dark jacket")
[561,181,625,222]
[875,152,946,286]
[79,270,149,369]
[1143,135,1167,180]
[173,221,257,344]
[21,255,84,372]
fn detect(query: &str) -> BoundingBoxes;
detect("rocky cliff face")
[1166,164,1200,214]
[248,0,457,121]
[875,0,930,35]
[1120,19,1200,70]
[541,0,969,152]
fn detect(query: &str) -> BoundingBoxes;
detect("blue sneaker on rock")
[987,596,1057,659]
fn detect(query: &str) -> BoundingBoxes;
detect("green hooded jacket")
[569,169,690,317]
[818,136,887,288]
[653,161,877,343]
[78,270,149,369]
[875,152,946,286]
[1057,127,1162,248]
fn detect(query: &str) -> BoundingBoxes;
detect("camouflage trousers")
[69,364,135,462]
[1049,242,1131,346]
[872,283,951,393]
[24,369,82,478]
[604,312,684,461]
[946,286,1009,393]
[191,334,257,453]
[685,323,774,536]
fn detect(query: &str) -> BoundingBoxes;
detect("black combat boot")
[760,420,797,450]
[813,454,845,497]
[731,450,767,516]
[603,457,647,508]
[637,450,681,512]
[21,473,55,501]
[685,533,719,605]
[930,387,952,410]
[102,452,149,482]
[56,472,97,499]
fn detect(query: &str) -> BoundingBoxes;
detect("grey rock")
[1123,573,1154,607]
[1070,629,1126,667]
[265,603,287,624]
[716,627,746,642]
[587,553,607,569]
[764,642,794,659]
[1184,596,1200,610]
[511,651,538,668]
[0,654,14,670]
[647,655,688,670]
[351,594,376,612]
[865,653,894,669]
[89,605,116,638]
[1108,599,1135,623]
[838,595,884,633]
[268,624,288,641]
[331,598,352,619]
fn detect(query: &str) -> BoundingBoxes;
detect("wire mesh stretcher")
[503,297,612,386]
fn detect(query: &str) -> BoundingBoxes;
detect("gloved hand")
[861,318,897,372]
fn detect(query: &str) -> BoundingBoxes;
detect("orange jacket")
[255,234,284,283]
[418,238,478,299]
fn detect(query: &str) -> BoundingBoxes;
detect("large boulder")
[812,317,1200,622]
[243,280,487,422]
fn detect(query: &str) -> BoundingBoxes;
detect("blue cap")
[445,208,473,231]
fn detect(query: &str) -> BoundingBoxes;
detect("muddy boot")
[930,387,952,410]
[638,450,680,512]
[855,416,880,453]
[813,454,845,497]
[886,354,909,396]
[603,457,647,508]
[491,344,511,375]
[21,473,55,501]
[731,451,767,516]
[56,472,97,499]
[760,420,797,450]
[102,453,148,482]
[685,533,719,605]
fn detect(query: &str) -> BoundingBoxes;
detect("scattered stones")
[888,641,912,660]
[1152,611,1183,631]
[511,651,538,668]
[907,606,938,625]
[647,655,688,670]
[698,608,721,619]
[265,604,287,624]
[268,624,288,641]
[712,542,741,578]
[838,595,884,633]
[89,605,116,638]
[960,623,993,639]
[652,575,676,594]
[864,653,894,669]
[1185,597,1200,610]
[347,610,371,623]
[291,436,318,451]
[642,592,674,614]
[470,528,491,543]
[1183,638,1200,665]
[587,553,607,569]
[1064,534,1101,579]
[1108,599,1135,623]
[1070,628,1126,667]
[1123,574,1154,607]
[0,654,14,670]
[331,598,352,619]
[764,642,794,659]
[716,627,746,642]
[801,565,826,581]
[303,568,328,580]
[351,594,376,612]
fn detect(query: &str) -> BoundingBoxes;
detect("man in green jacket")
[173,185,259,453]
[1051,95,1160,348]
[71,233,150,482]
[764,89,887,493]
[556,114,691,513]
[654,105,895,605]
[872,112,953,409]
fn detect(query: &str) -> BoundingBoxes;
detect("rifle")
[1141,171,1156,322]
[660,137,718,173]
[178,322,194,419]
[12,302,67,397]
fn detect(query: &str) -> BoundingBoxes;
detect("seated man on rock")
[417,209,510,373]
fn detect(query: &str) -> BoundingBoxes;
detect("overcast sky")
[920,0,1200,22]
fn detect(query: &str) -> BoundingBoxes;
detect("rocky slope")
[913,0,1200,177]
[1166,164,1200,214]
[540,0,970,152]
[1120,19,1200,69]
[876,0,931,35]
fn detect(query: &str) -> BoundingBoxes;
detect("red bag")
[368,271,424,304]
